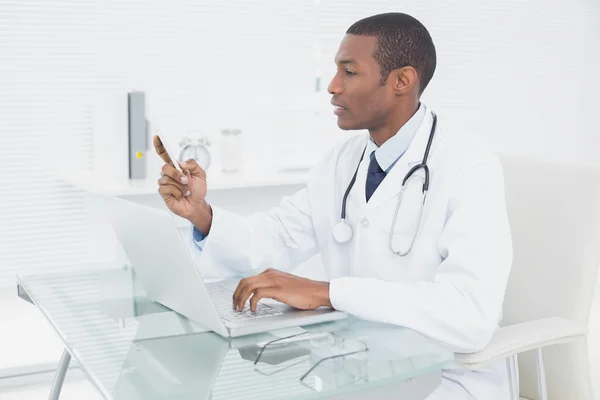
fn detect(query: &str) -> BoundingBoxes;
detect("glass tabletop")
[16,266,453,400]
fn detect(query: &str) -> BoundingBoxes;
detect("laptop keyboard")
[207,284,283,321]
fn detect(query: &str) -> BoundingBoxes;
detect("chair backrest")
[499,154,600,400]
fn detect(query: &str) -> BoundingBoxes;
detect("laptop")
[101,196,347,338]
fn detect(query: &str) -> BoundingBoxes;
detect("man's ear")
[391,66,419,95]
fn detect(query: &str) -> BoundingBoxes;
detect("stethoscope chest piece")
[332,219,353,243]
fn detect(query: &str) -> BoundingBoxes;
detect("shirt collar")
[366,103,426,173]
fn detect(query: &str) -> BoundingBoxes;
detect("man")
[155,12,512,400]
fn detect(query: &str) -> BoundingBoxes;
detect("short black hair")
[346,12,437,94]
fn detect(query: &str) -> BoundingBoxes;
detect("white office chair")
[456,154,600,400]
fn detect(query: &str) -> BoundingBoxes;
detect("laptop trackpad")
[259,298,296,312]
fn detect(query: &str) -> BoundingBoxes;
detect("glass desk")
[16,267,454,400]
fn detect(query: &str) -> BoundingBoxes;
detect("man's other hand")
[232,269,333,312]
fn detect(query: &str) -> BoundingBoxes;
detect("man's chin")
[336,118,357,131]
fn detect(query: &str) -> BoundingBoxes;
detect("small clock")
[178,135,212,171]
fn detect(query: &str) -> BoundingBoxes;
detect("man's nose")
[327,73,343,95]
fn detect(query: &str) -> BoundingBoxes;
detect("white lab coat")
[190,106,513,400]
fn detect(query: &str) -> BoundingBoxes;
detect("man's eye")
[345,69,356,76]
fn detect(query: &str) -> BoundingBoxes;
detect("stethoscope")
[332,112,438,256]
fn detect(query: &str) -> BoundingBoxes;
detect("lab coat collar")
[364,105,435,212]
[368,103,426,172]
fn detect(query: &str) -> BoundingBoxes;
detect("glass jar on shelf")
[219,129,243,172]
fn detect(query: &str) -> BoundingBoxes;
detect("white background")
[0,0,599,395]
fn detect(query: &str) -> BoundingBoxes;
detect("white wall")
[1,0,599,389]
[582,0,600,162]
[89,1,600,185]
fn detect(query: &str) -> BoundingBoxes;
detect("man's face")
[328,35,394,131]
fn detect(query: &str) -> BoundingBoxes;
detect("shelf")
[60,166,311,197]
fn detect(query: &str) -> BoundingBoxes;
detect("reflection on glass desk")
[16,267,454,400]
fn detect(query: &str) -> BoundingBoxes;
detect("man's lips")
[331,101,347,115]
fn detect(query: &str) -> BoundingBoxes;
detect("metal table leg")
[48,349,71,400]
